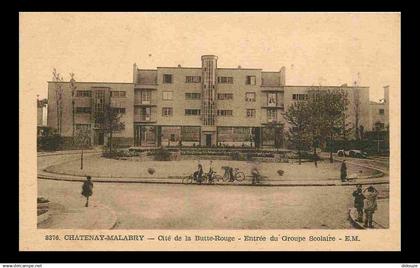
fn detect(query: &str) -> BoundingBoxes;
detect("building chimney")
[133,63,137,84]
[280,66,286,86]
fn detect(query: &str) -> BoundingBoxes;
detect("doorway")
[205,134,212,147]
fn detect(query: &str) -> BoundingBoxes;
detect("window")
[111,91,126,98]
[267,109,277,122]
[292,94,308,100]
[136,107,151,121]
[246,76,256,85]
[247,109,256,118]
[185,93,201,100]
[75,107,91,113]
[217,93,233,100]
[76,90,91,97]
[162,91,173,100]
[267,93,277,107]
[140,90,152,104]
[181,126,200,142]
[185,76,201,83]
[163,74,173,84]
[379,109,385,115]
[162,107,173,117]
[217,77,233,84]
[217,110,233,116]
[185,109,201,116]
[245,92,256,102]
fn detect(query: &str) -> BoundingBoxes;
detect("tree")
[52,69,64,135]
[97,102,125,154]
[319,89,351,163]
[353,88,361,140]
[69,73,77,144]
[283,100,311,165]
[74,126,91,170]
[306,89,325,167]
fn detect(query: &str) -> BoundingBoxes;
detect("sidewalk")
[38,169,389,187]
[348,199,389,229]
[37,201,118,229]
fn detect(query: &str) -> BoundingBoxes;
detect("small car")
[337,149,368,158]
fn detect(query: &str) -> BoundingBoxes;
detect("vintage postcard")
[19,12,401,251]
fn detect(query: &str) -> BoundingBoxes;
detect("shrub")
[154,148,171,161]
[147,168,155,175]
[37,134,63,151]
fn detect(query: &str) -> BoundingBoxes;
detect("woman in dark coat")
[81,176,93,207]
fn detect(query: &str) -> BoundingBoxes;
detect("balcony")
[261,86,284,92]
[261,104,284,109]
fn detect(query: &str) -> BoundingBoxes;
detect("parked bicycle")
[221,167,245,182]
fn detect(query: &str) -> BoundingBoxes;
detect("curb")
[348,208,365,229]
[38,172,389,187]
[37,211,51,225]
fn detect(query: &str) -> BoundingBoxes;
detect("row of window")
[161,91,257,102]
[76,90,126,98]
[292,94,308,100]
[160,108,257,118]
[162,74,257,85]
[75,107,126,114]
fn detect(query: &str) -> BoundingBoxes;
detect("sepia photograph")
[19,12,400,251]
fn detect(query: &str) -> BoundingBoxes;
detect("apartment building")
[369,86,390,131]
[47,55,371,148]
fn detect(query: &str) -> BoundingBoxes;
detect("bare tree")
[52,69,64,135]
[74,126,91,170]
[353,87,361,140]
[69,73,77,144]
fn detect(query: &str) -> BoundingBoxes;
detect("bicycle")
[222,167,245,182]
[182,173,206,184]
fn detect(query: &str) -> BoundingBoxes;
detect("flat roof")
[284,85,369,89]
[47,81,134,85]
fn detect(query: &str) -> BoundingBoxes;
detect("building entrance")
[205,134,212,147]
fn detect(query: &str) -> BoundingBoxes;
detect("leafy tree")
[283,100,311,165]
[318,89,351,163]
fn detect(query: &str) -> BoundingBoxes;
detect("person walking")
[352,184,365,222]
[340,160,347,182]
[363,186,379,228]
[81,176,93,207]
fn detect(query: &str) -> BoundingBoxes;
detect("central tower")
[201,55,218,126]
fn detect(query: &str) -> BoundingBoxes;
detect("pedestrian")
[363,186,379,228]
[340,160,347,182]
[193,163,204,184]
[250,161,261,185]
[81,176,93,207]
[352,184,365,222]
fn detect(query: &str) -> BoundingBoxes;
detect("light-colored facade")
[47,55,371,148]
[369,86,390,131]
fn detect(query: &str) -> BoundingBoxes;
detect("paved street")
[38,179,389,229]
[38,152,390,229]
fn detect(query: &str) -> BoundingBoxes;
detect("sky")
[20,12,400,102]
